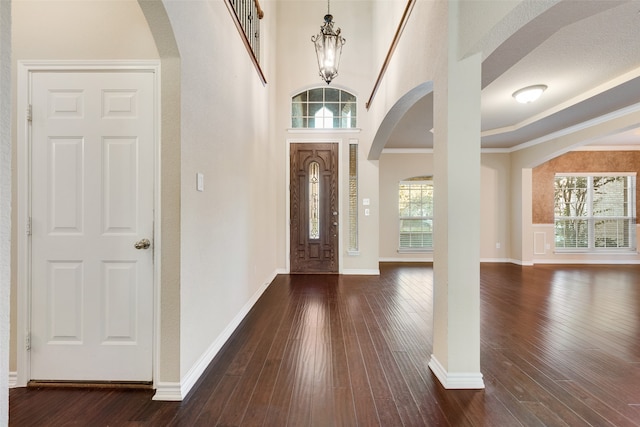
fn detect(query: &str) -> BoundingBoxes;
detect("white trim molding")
[534,258,640,265]
[153,271,276,401]
[152,382,183,401]
[508,258,534,266]
[428,355,485,389]
[8,372,17,388]
[379,257,433,263]
[480,258,511,263]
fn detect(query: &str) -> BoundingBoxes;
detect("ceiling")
[385,0,640,151]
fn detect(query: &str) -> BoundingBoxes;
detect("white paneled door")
[29,71,155,382]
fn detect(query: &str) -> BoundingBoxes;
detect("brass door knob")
[134,238,151,250]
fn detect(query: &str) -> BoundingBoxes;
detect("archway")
[368,81,433,160]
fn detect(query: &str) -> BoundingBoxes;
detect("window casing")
[292,88,356,129]
[554,174,636,251]
[398,178,433,252]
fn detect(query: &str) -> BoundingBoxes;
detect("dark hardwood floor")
[10,263,640,426]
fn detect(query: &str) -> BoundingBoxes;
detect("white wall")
[379,152,434,261]
[1,1,11,423]
[275,1,379,274]
[379,152,511,262]
[160,1,279,381]
[480,153,511,261]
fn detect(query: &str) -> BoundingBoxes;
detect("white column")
[429,2,484,389]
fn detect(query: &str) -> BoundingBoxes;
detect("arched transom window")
[291,88,356,129]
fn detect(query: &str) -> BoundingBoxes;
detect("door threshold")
[290,272,339,274]
[28,380,153,390]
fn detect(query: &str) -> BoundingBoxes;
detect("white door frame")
[16,60,162,387]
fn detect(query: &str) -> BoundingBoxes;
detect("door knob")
[333,222,338,226]
[134,238,151,250]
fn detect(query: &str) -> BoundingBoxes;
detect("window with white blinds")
[398,177,433,251]
[554,174,636,251]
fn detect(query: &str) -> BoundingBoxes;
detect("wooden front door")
[290,143,339,273]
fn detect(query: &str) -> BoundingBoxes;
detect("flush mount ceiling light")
[311,0,346,84]
[512,84,547,104]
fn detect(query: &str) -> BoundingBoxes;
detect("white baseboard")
[533,258,640,265]
[8,371,17,388]
[153,270,276,401]
[480,258,510,263]
[507,258,534,266]
[428,355,485,389]
[380,257,523,265]
[379,257,433,263]
[152,382,183,401]
[342,268,380,275]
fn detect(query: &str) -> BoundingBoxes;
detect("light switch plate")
[196,173,204,192]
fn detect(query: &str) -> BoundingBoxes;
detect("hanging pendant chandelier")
[311,0,346,84]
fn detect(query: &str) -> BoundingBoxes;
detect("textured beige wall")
[160,0,280,378]
[379,153,434,261]
[380,152,512,262]
[480,153,511,260]
[276,1,379,273]
[532,151,640,224]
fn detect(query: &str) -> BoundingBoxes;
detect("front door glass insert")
[309,161,320,239]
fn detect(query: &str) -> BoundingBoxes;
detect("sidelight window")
[348,142,358,252]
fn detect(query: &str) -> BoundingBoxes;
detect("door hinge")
[26,216,32,236]
[25,332,31,351]
[27,104,32,122]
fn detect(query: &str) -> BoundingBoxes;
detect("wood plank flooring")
[9,263,640,426]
